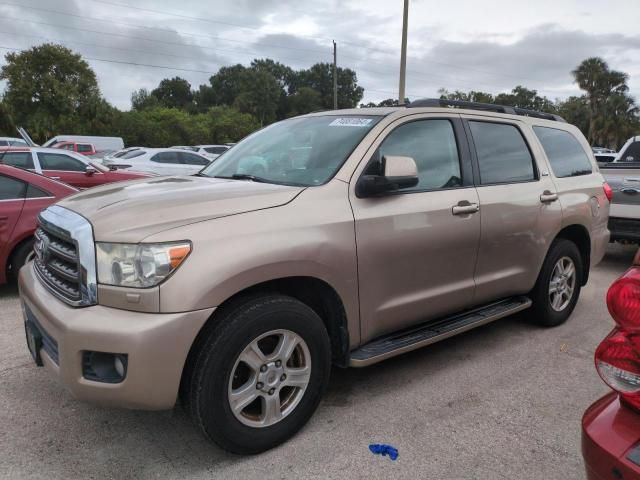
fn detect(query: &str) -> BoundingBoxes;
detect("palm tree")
[572,57,630,145]
[572,58,609,144]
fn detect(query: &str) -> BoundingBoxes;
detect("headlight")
[96,242,191,288]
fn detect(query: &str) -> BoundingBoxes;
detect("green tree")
[233,69,281,125]
[286,87,323,117]
[572,57,629,144]
[0,43,101,141]
[131,88,160,111]
[494,86,556,112]
[294,63,364,109]
[151,77,194,109]
[0,98,15,136]
[439,89,495,104]
[556,96,590,136]
[209,64,248,106]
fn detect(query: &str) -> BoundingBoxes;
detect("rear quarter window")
[533,127,593,178]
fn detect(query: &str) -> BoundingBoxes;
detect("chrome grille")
[33,206,97,307]
[34,227,81,302]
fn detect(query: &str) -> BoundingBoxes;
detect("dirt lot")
[0,244,636,480]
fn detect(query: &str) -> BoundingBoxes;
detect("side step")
[349,296,532,367]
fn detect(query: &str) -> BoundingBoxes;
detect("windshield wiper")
[214,174,271,183]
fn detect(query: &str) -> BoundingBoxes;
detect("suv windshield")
[201,115,382,186]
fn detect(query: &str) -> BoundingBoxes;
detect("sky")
[0,0,639,110]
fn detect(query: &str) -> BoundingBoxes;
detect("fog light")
[82,351,128,383]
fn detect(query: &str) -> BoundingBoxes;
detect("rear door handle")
[540,191,558,203]
[50,176,61,180]
[452,201,480,215]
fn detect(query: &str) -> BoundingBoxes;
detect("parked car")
[592,146,616,154]
[595,152,618,165]
[52,141,97,156]
[0,147,152,189]
[171,145,230,159]
[582,249,640,480]
[609,136,640,163]
[102,147,212,175]
[100,147,142,164]
[0,165,77,285]
[42,135,124,155]
[0,137,28,147]
[600,160,640,243]
[19,99,610,454]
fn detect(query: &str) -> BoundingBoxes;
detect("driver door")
[350,114,482,343]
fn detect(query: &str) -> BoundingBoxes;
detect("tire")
[183,294,331,454]
[528,239,583,327]
[8,240,34,282]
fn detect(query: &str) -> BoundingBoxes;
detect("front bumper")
[582,392,640,480]
[18,263,215,410]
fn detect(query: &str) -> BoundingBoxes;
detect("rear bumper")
[582,392,640,480]
[18,263,215,410]
[608,217,640,242]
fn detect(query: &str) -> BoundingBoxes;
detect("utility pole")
[333,40,338,109]
[398,0,409,105]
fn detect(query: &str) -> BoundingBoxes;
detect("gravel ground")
[0,243,637,480]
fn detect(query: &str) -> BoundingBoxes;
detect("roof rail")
[407,98,566,123]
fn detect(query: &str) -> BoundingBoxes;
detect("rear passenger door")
[179,152,211,174]
[0,175,27,275]
[150,151,182,175]
[0,151,36,172]
[463,117,562,304]
[351,114,481,342]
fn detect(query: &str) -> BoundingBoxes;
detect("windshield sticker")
[329,118,373,127]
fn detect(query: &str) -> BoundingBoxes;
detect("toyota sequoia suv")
[19,99,610,454]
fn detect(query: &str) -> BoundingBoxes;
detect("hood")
[58,176,305,242]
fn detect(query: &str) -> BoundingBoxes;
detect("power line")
[0,17,331,64]
[85,0,546,85]
[0,1,332,57]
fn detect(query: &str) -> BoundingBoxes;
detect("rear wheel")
[8,240,34,282]
[183,294,331,454]
[528,239,583,327]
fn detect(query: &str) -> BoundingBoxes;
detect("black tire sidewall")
[530,239,583,327]
[9,240,33,281]
[192,296,331,454]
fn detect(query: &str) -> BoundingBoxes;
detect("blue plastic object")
[368,443,399,461]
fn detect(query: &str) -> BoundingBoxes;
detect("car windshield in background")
[201,115,382,186]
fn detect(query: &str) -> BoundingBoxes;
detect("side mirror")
[85,165,97,176]
[356,155,419,198]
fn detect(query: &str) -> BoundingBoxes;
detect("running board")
[349,296,532,367]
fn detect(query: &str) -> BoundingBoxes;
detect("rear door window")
[180,152,210,166]
[533,127,592,177]
[204,146,228,155]
[151,152,180,164]
[37,152,86,172]
[468,121,536,184]
[1,152,35,169]
[0,175,27,200]
[26,184,51,198]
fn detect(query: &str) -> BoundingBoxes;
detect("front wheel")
[528,239,583,327]
[184,295,331,454]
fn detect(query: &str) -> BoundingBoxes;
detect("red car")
[0,164,78,285]
[0,147,152,189]
[582,249,640,480]
[52,141,97,156]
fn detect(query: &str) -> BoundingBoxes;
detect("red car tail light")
[595,331,640,410]
[603,182,613,202]
[607,266,640,333]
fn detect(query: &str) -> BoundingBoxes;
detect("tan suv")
[19,99,610,453]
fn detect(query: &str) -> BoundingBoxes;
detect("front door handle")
[50,176,61,180]
[540,190,558,203]
[452,201,480,215]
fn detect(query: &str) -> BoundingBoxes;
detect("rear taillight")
[603,182,613,202]
[607,266,640,333]
[595,331,640,409]
[596,258,640,410]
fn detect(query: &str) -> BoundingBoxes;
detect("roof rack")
[407,98,566,123]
